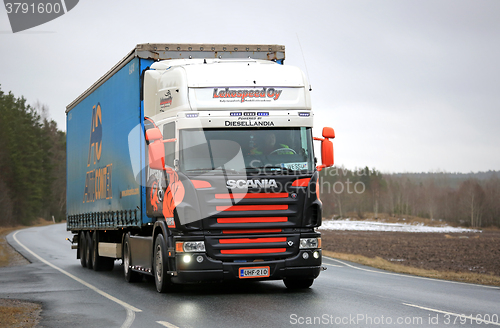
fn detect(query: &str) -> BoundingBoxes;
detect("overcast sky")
[1,0,499,173]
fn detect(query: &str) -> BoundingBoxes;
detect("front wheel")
[153,233,171,293]
[283,278,314,289]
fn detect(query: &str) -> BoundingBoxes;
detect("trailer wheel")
[123,234,141,282]
[283,278,314,289]
[85,231,93,270]
[153,233,171,293]
[92,231,114,271]
[79,232,87,268]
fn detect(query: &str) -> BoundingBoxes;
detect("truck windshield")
[180,127,314,174]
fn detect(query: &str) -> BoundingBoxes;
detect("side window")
[163,122,176,168]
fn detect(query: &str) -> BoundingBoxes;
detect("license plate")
[282,162,308,171]
[238,266,270,279]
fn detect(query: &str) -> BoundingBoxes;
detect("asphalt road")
[3,224,499,328]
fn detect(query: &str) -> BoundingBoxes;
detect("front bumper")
[172,249,322,284]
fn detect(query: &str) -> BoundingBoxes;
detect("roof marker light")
[299,112,310,117]
[230,112,242,116]
[186,113,199,118]
[257,112,269,116]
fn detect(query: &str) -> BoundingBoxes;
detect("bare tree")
[33,100,49,123]
[483,176,500,227]
[424,179,438,220]
[458,179,485,227]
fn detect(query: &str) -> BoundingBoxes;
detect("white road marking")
[157,321,181,328]
[13,230,142,328]
[122,309,136,328]
[404,303,500,326]
[324,256,500,289]
[323,262,344,268]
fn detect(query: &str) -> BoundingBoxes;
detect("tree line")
[319,167,500,228]
[0,86,66,226]
[1,86,498,228]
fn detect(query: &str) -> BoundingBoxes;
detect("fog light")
[196,256,204,263]
[302,252,309,260]
[313,251,319,259]
[183,255,191,263]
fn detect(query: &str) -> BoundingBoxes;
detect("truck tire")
[153,233,171,293]
[123,234,141,282]
[79,232,87,268]
[283,278,314,289]
[92,231,115,271]
[85,231,93,270]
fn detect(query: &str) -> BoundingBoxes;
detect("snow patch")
[319,219,479,233]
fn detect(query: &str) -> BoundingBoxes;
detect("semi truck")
[66,43,335,292]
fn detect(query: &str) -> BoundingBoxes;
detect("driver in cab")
[249,131,294,155]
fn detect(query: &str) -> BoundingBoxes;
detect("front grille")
[221,229,283,234]
[192,177,310,261]
[203,192,298,231]
[206,234,299,261]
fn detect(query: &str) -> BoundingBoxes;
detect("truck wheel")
[123,234,141,282]
[79,232,87,268]
[283,278,314,289]
[85,231,93,270]
[92,231,114,271]
[153,234,171,293]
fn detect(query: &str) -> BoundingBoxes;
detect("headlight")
[177,241,206,253]
[300,238,319,249]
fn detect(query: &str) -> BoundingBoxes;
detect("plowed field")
[321,230,500,276]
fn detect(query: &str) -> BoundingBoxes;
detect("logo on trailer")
[87,103,102,166]
[83,103,112,203]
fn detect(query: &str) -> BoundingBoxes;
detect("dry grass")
[0,226,30,267]
[0,219,56,327]
[444,234,480,239]
[323,250,500,287]
[0,219,58,267]
[0,299,41,328]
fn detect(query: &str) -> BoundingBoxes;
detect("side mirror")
[314,127,335,171]
[145,128,163,142]
[322,127,335,139]
[146,127,177,171]
[321,138,334,167]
